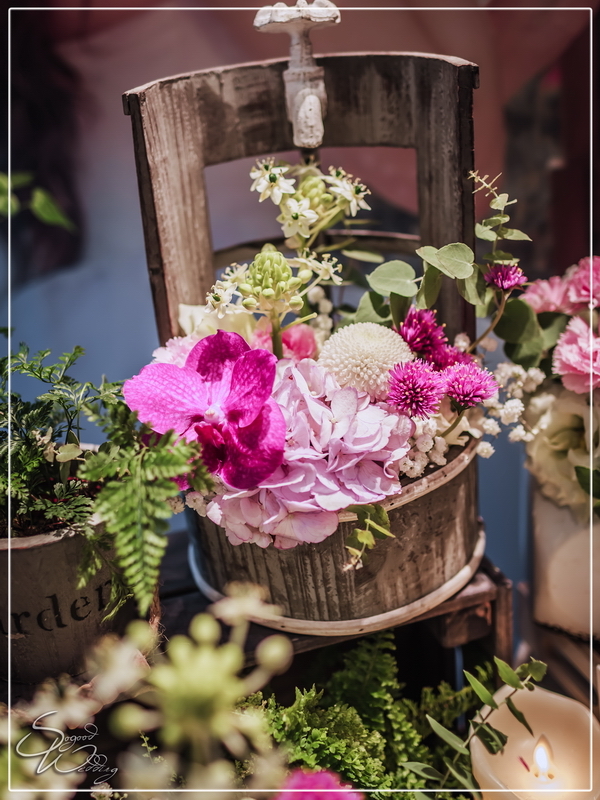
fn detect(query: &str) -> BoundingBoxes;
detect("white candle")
[470,685,600,799]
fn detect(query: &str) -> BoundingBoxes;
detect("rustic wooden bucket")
[188,438,484,635]
[0,527,137,685]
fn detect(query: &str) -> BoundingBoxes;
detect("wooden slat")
[123,52,478,344]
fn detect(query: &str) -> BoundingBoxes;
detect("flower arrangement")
[486,255,599,519]
[123,164,537,559]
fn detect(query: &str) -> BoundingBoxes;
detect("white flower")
[318,298,333,314]
[186,491,208,516]
[166,496,185,514]
[277,197,318,238]
[422,418,439,438]
[250,158,295,204]
[415,434,434,453]
[428,436,449,466]
[477,441,495,458]
[307,285,326,304]
[454,333,470,352]
[206,280,238,317]
[479,336,498,352]
[324,167,371,216]
[317,322,413,400]
[508,424,534,443]
[523,367,546,394]
[481,418,501,436]
[289,253,343,285]
[399,451,428,478]
[500,398,525,425]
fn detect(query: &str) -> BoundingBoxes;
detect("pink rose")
[552,316,600,393]
[251,318,317,361]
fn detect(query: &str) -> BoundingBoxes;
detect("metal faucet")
[254,0,341,149]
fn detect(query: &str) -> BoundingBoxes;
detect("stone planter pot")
[0,526,136,685]
[532,488,600,639]
[188,438,484,635]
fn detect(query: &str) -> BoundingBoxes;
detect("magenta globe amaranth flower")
[387,359,447,418]
[123,330,286,490]
[398,307,447,359]
[275,769,363,800]
[444,361,499,410]
[484,263,527,291]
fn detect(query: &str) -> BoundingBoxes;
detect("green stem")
[305,203,346,249]
[270,316,284,360]
[280,313,317,333]
[440,409,466,439]
[467,291,508,354]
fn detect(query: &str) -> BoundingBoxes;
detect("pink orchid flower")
[123,330,286,490]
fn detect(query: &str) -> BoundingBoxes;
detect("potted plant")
[485,254,599,638]
[121,164,535,632]
[1,341,211,684]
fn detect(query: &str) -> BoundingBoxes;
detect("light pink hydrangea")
[552,315,600,394]
[520,275,573,314]
[206,359,414,549]
[152,333,203,367]
[565,256,600,310]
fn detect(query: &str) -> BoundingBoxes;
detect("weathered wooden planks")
[123,52,478,344]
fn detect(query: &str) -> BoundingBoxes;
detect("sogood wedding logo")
[15,712,118,785]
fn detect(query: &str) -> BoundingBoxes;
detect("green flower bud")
[262,287,275,299]
[297,269,313,284]
[189,613,220,645]
[242,297,258,310]
[321,192,334,205]
[255,635,293,674]
[249,251,291,291]
[289,296,304,311]
[261,243,277,253]
[287,276,301,290]
[237,283,253,297]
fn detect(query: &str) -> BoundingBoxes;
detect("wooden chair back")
[123,52,479,344]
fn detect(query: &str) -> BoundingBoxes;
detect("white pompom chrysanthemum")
[317,322,413,400]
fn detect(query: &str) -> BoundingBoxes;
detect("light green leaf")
[500,227,531,241]
[55,443,83,463]
[426,715,469,754]
[402,762,444,782]
[489,192,516,211]
[11,172,34,189]
[494,298,541,344]
[29,188,75,231]
[457,269,488,306]
[341,249,384,264]
[416,264,443,309]
[355,291,392,324]
[482,214,510,227]
[366,260,417,297]
[504,335,545,370]
[475,223,498,242]
[494,656,523,689]
[464,671,497,709]
[506,697,534,736]
[538,311,569,350]
[355,528,375,547]
[482,250,518,264]
[418,243,474,279]
[473,722,508,754]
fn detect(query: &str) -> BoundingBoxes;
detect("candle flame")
[533,735,554,780]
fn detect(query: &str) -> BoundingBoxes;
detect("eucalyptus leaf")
[574,466,600,500]
[494,656,523,689]
[457,269,488,306]
[474,722,508,754]
[442,757,482,797]
[494,298,541,344]
[482,250,517,264]
[475,287,497,318]
[426,714,469,754]
[341,249,384,264]
[464,671,497,708]
[506,697,534,736]
[355,528,375,547]
[29,188,75,231]
[420,243,474,279]
[56,443,83,463]
[538,312,569,350]
[366,260,417,297]
[389,292,412,327]
[489,192,516,211]
[355,291,392,324]
[475,223,498,242]
[482,214,510,227]
[500,227,532,241]
[416,265,443,309]
[504,336,545,370]
[402,762,443,782]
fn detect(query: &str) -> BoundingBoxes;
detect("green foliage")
[575,466,600,509]
[366,260,418,297]
[417,243,474,280]
[345,503,392,566]
[0,171,74,230]
[354,291,392,325]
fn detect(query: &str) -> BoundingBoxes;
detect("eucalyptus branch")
[467,291,508,354]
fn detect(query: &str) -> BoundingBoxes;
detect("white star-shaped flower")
[276,197,319,238]
[250,158,296,204]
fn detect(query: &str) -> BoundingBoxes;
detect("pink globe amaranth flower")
[444,361,499,410]
[484,263,527,291]
[398,307,448,360]
[521,275,574,314]
[275,769,363,800]
[251,318,317,361]
[387,359,446,418]
[123,330,286,490]
[565,256,600,310]
[429,344,474,371]
[552,315,600,393]
[206,359,414,549]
